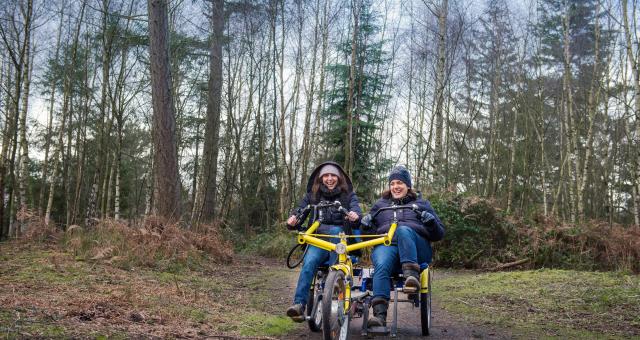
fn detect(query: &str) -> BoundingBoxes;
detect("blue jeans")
[371,225,432,300]
[293,225,342,305]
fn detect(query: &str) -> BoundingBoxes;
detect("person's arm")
[417,200,445,241]
[288,193,312,226]
[346,192,362,222]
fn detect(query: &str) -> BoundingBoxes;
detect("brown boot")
[366,297,388,328]
[402,262,421,293]
[286,303,305,323]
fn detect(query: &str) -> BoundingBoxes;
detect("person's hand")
[360,214,373,229]
[346,211,359,222]
[420,211,435,224]
[286,215,298,230]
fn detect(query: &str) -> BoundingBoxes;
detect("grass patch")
[239,313,296,337]
[435,269,640,338]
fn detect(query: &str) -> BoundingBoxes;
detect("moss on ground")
[435,269,640,339]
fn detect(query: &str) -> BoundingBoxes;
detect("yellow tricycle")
[289,201,432,339]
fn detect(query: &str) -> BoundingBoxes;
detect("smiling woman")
[284,161,362,322]
[360,165,446,328]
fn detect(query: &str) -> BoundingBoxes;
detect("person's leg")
[395,225,422,293]
[396,225,432,264]
[288,225,342,321]
[368,245,399,327]
[288,245,329,320]
[325,225,342,265]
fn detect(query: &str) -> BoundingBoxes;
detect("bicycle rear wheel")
[307,272,323,332]
[321,270,350,340]
[420,269,432,336]
[286,243,307,269]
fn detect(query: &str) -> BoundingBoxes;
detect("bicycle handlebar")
[287,201,348,230]
[371,203,421,219]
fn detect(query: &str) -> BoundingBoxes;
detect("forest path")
[281,267,512,340]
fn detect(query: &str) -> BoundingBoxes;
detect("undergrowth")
[18,215,233,272]
[430,193,640,272]
[245,194,640,273]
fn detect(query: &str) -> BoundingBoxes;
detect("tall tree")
[323,0,389,201]
[194,0,223,224]
[147,0,181,219]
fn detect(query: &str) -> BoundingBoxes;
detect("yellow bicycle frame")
[297,220,398,311]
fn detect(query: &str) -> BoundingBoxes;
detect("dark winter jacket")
[291,162,362,233]
[368,196,445,242]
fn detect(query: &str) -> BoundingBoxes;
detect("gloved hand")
[420,211,435,225]
[360,214,373,230]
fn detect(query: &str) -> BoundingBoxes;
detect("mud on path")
[283,269,512,340]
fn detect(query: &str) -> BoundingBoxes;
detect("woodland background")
[2,0,640,243]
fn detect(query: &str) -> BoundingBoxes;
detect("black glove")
[420,211,435,225]
[360,214,373,230]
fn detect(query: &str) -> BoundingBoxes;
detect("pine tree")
[322,0,389,202]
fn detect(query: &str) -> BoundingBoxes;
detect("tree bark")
[195,0,223,223]
[622,0,640,226]
[17,1,33,235]
[147,0,182,219]
[433,0,448,189]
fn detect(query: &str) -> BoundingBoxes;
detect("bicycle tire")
[307,272,323,332]
[322,270,350,340]
[420,270,432,336]
[286,243,307,269]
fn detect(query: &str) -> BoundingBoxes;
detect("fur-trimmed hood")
[306,161,353,193]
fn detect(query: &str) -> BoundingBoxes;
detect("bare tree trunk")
[484,61,500,198]
[189,98,203,223]
[46,0,87,227]
[39,4,65,217]
[147,0,182,219]
[577,2,601,220]
[562,6,577,223]
[17,13,33,235]
[344,0,361,176]
[622,0,640,226]
[0,60,14,239]
[433,0,448,189]
[194,0,223,223]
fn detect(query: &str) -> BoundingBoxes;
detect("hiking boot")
[402,262,421,294]
[366,297,388,328]
[286,304,305,323]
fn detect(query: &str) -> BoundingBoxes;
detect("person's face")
[322,173,338,190]
[389,179,408,199]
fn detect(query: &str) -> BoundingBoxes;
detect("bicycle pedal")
[403,287,418,294]
[290,315,306,323]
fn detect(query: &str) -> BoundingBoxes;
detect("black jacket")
[291,161,362,233]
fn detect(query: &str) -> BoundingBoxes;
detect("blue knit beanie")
[388,165,412,188]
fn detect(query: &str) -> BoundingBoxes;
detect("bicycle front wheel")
[321,270,350,340]
[420,269,432,336]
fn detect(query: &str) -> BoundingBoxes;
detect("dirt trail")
[283,268,512,340]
